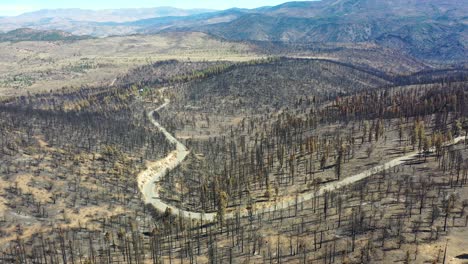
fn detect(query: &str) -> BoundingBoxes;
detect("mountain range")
[0,7,215,36]
[0,0,466,62]
[133,0,467,62]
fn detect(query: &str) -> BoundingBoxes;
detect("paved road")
[138,97,466,222]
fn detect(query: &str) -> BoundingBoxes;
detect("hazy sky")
[0,0,307,16]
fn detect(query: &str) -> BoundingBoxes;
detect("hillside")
[171,58,391,113]
[164,0,467,62]
[0,28,91,42]
[0,32,259,97]
[105,0,464,63]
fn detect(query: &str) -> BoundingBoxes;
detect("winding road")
[138,98,218,221]
[138,95,466,222]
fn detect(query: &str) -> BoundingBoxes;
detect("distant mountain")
[0,28,91,42]
[140,0,466,62]
[0,7,216,35]
[258,0,466,18]
[0,1,466,62]
[13,7,216,22]
[118,9,250,32]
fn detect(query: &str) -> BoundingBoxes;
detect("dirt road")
[138,97,466,221]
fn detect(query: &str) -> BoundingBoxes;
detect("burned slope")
[116,60,235,88]
[174,58,390,113]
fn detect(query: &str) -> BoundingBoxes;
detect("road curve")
[138,98,218,221]
[138,97,466,222]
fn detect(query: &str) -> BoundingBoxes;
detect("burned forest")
[0,56,467,263]
[0,0,468,263]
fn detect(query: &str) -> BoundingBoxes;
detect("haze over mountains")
[1,0,466,62]
[0,7,215,36]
